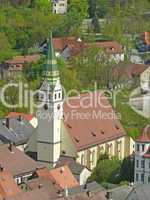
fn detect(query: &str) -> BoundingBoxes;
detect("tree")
[71,46,115,89]
[89,154,121,184]
[64,0,89,35]
[0,32,13,62]
[120,156,134,182]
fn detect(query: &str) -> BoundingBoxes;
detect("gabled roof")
[6,54,41,65]
[5,188,52,200]
[136,124,150,143]
[0,144,39,177]
[56,156,89,175]
[7,112,33,121]
[26,177,62,199]
[0,117,35,146]
[49,165,79,189]
[63,91,126,151]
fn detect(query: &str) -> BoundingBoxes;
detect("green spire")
[45,32,58,72]
[43,32,60,88]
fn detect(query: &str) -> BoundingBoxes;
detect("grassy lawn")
[114,87,149,139]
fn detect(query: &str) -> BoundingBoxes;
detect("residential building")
[0,116,36,151]
[140,66,150,92]
[134,124,150,184]
[41,37,124,63]
[0,144,41,185]
[56,155,91,185]
[52,0,67,14]
[61,40,124,63]
[0,54,41,79]
[7,112,38,128]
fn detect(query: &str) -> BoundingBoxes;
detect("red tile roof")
[65,41,123,57]
[91,41,123,54]
[0,144,39,177]
[113,63,148,81]
[63,91,126,151]
[0,170,21,198]
[49,165,79,189]
[53,37,77,52]
[6,54,41,65]
[7,112,33,121]
[136,125,150,143]
[53,37,123,56]
[131,64,148,76]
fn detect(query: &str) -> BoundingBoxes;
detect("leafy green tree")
[89,155,121,184]
[0,32,13,62]
[71,46,115,89]
[120,156,134,183]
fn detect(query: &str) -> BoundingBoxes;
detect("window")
[59,93,61,98]
[81,154,84,165]
[137,144,140,151]
[141,174,144,183]
[136,160,139,168]
[142,144,145,152]
[141,160,145,168]
[148,176,150,183]
[149,163,150,169]
[55,94,57,99]
[136,173,139,182]
[91,150,95,166]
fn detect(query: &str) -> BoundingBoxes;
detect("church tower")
[37,33,63,168]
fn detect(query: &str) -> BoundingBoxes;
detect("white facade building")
[52,0,67,14]
[134,124,150,185]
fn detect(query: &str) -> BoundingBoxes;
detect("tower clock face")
[57,104,60,110]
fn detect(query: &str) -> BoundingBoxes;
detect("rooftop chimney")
[0,164,3,172]
[18,115,22,122]
[60,167,65,174]
[9,143,14,153]
[65,188,68,197]
[38,184,43,189]
[6,118,9,129]
[105,192,112,200]
[86,190,91,197]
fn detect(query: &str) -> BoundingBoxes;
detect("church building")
[27,34,134,170]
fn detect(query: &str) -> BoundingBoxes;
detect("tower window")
[55,94,57,99]
[136,173,139,181]
[142,144,145,152]
[59,93,61,98]
[136,160,139,168]
[141,160,145,168]
[136,144,140,151]
[141,173,144,183]
[44,104,48,110]
[57,104,60,110]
